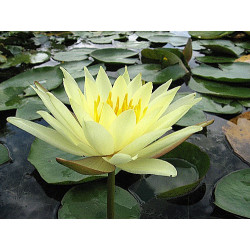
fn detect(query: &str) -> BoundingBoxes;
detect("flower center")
[93,92,148,123]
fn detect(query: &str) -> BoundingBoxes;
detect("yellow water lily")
[7,66,208,177]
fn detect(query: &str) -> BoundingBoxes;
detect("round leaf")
[129,142,210,201]
[188,31,234,39]
[58,182,141,219]
[195,56,236,64]
[28,138,115,185]
[214,169,250,218]
[90,48,139,64]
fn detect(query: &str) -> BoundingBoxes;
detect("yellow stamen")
[122,93,128,112]
[128,99,133,109]
[106,91,113,108]
[134,99,142,123]
[94,95,101,122]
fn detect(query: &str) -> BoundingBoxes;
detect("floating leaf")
[90,48,138,64]
[118,63,188,84]
[197,40,244,57]
[52,48,96,62]
[58,182,140,219]
[0,52,50,69]
[238,99,250,108]
[214,169,250,218]
[15,97,48,120]
[136,31,170,39]
[222,112,250,164]
[114,40,150,50]
[88,34,125,44]
[0,54,7,63]
[192,63,250,83]
[183,38,192,62]
[195,56,236,64]
[146,35,189,46]
[188,77,250,99]
[129,142,210,201]
[188,31,234,39]
[28,138,118,185]
[0,144,10,165]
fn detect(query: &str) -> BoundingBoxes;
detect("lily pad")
[188,31,234,39]
[195,56,236,64]
[88,34,125,44]
[0,52,50,69]
[52,48,95,62]
[114,40,150,50]
[15,97,48,120]
[0,54,7,63]
[192,63,250,83]
[58,182,140,219]
[197,40,244,57]
[0,144,10,165]
[238,99,250,108]
[28,138,118,185]
[214,169,250,218]
[129,142,210,201]
[188,77,250,99]
[222,112,250,164]
[90,48,139,64]
[118,63,188,84]
[146,35,189,46]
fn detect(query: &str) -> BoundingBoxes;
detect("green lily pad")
[118,63,188,84]
[15,97,48,120]
[188,77,250,99]
[0,52,50,69]
[214,169,250,218]
[136,31,170,39]
[0,54,7,63]
[52,48,96,62]
[197,40,244,57]
[88,34,125,44]
[129,142,210,201]
[114,40,150,50]
[0,144,10,165]
[188,31,234,39]
[146,35,189,46]
[90,48,139,64]
[28,138,118,185]
[195,56,236,64]
[235,41,250,50]
[192,63,250,83]
[58,182,140,219]
[176,106,206,126]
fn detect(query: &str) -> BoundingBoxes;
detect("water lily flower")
[7,66,209,177]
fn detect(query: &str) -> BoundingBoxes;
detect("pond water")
[0,31,249,218]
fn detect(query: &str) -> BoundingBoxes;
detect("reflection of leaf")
[58,182,140,219]
[129,142,210,201]
[214,169,250,218]
[222,112,250,164]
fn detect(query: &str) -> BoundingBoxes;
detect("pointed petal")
[117,158,177,177]
[122,66,130,85]
[150,79,172,102]
[99,103,117,129]
[119,128,171,156]
[82,120,114,155]
[56,156,115,175]
[96,66,112,101]
[109,109,136,151]
[7,117,86,156]
[111,75,128,104]
[127,73,142,100]
[138,126,203,158]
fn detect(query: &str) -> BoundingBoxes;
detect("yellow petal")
[138,126,203,158]
[116,158,177,177]
[82,120,114,155]
[119,128,171,156]
[103,153,136,165]
[150,79,172,101]
[111,75,128,104]
[109,109,136,151]
[122,66,130,85]
[131,81,153,110]
[99,103,117,129]
[127,73,142,100]
[56,156,115,175]
[7,117,86,156]
[96,66,112,101]
[151,105,193,130]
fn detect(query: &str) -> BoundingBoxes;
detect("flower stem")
[107,170,115,219]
